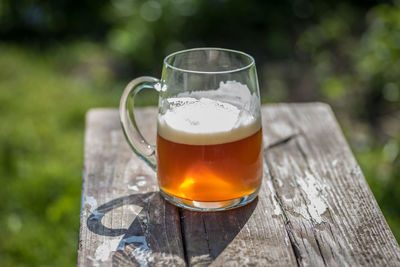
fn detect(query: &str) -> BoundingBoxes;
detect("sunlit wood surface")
[77,104,400,266]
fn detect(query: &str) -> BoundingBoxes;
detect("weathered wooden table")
[78,103,400,266]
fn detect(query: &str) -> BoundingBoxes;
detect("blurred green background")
[0,0,399,265]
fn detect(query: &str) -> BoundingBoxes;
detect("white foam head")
[157,97,260,145]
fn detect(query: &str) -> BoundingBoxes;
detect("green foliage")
[296,2,400,241]
[0,45,119,266]
[356,137,400,239]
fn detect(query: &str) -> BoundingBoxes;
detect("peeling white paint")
[85,196,98,213]
[281,195,293,203]
[332,159,338,167]
[84,195,105,221]
[284,236,289,247]
[289,180,297,187]
[137,181,147,187]
[351,165,362,176]
[191,254,213,266]
[294,206,310,221]
[128,185,139,191]
[87,255,100,267]
[132,246,152,267]
[82,196,101,217]
[81,209,87,217]
[266,180,282,216]
[95,238,121,262]
[296,171,327,224]
[284,194,310,221]
[92,236,151,265]
[117,236,151,267]
[123,158,157,193]
[263,160,282,217]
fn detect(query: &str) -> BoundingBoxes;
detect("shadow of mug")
[181,197,258,264]
[87,192,258,265]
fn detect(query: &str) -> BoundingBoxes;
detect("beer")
[156,97,263,202]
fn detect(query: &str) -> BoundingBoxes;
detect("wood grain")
[78,108,185,266]
[78,104,400,266]
[261,103,400,266]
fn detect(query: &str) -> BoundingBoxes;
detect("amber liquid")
[156,129,263,202]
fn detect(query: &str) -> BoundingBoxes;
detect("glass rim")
[163,47,255,74]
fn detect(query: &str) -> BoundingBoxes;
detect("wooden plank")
[181,103,400,266]
[261,103,400,266]
[180,192,297,266]
[79,104,400,267]
[77,108,185,266]
[180,116,299,266]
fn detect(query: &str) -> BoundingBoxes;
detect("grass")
[0,44,120,266]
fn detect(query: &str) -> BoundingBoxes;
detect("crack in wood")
[294,137,333,265]
[326,223,339,260]
[265,133,299,150]
[312,225,327,266]
[294,137,330,265]
[178,208,189,266]
[264,132,329,267]
[264,151,302,267]
[297,188,328,265]
[294,137,309,167]
[287,224,303,267]
[202,215,212,257]
[299,222,309,259]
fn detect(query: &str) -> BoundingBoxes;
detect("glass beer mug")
[120,48,263,211]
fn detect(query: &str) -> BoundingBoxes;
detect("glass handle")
[119,76,160,170]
